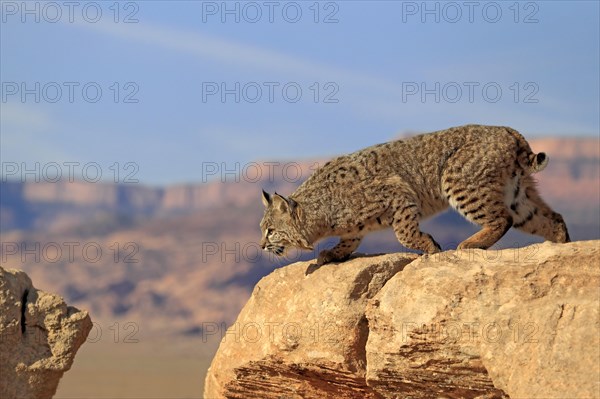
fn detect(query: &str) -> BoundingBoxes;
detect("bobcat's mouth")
[265,244,285,256]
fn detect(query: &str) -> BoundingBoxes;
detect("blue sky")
[1,1,599,185]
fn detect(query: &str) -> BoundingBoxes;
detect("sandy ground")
[55,336,220,399]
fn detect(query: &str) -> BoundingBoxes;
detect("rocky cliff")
[0,267,92,399]
[204,241,600,398]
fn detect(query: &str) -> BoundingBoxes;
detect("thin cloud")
[74,20,398,95]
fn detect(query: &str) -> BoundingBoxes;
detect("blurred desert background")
[1,1,598,398]
[1,137,599,397]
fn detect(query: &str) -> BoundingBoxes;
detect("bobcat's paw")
[552,213,570,243]
[317,249,335,266]
[317,249,350,266]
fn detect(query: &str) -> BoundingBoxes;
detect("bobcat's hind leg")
[442,145,514,250]
[457,217,512,249]
[450,188,513,249]
[448,189,513,250]
[318,236,363,266]
[510,177,570,242]
[391,203,441,254]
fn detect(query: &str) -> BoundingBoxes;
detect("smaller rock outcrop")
[0,267,92,399]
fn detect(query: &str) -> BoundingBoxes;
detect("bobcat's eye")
[267,229,282,242]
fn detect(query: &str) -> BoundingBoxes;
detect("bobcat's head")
[260,190,313,256]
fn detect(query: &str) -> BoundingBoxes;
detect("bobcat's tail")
[505,127,549,174]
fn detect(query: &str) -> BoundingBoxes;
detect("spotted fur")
[260,124,570,265]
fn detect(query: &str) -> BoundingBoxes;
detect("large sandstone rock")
[0,267,92,399]
[205,241,600,398]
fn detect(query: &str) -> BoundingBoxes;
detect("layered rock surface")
[205,241,600,398]
[0,267,92,399]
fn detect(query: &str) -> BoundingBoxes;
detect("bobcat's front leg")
[318,236,363,266]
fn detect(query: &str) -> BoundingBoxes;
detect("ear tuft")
[288,197,298,214]
[261,189,271,207]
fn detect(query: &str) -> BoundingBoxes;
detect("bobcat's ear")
[288,198,302,220]
[272,192,287,211]
[273,193,301,218]
[262,189,272,207]
[273,192,293,213]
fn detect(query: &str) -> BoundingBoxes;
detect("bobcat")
[260,125,570,265]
